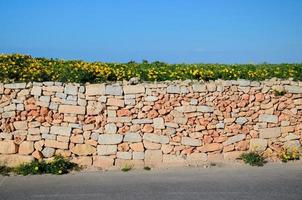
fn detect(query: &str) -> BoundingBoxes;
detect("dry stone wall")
[0,79,302,168]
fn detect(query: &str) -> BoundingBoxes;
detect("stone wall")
[0,79,302,168]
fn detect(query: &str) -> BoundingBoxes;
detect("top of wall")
[1,79,302,95]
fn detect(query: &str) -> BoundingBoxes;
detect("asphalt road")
[1,163,302,200]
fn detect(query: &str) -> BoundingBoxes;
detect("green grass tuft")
[239,152,266,167]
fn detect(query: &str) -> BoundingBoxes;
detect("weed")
[0,165,12,176]
[239,152,266,166]
[273,89,286,96]
[121,164,132,172]
[279,146,301,163]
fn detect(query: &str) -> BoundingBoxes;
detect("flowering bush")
[14,155,78,176]
[1,54,301,83]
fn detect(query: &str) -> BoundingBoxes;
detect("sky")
[0,0,301,63]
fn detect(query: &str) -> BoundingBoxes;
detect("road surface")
[1,163,302,200]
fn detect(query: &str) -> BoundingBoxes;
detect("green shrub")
[273,89,286,96]
[143,166,151,171]
[0,54,302,83]
[14,155,78,176]
[279,147,301,163]
[239,152,266,167]
[0,165,12,176]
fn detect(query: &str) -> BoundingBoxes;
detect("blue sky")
[0,0,301,63]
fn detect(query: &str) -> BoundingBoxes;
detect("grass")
[121,164,133,172]
[239,152,266,167]
[0,165,12,176]
[143,166,151,171]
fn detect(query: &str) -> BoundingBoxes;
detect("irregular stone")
[59,105,86,115]
[4,83,26,89]
[130,142,145,152]
[175,106,196,113]
[28,128,40,135]
[235,117,248,125]
[85,84,105,95]
[107,98,124,107]
[0,140,18,154]
[259,114,278,123]
[259,127,281,139]
[153,117,165,129]
[70,135,84,144]
[2,111,15,118]
[145,96,158,102]
[167,85,180,94]
[223,134,246,146]
[202,143,223,152]
[44,140,69,150]
[50,126,72,136]
[32,150,43,160]
[98,134,123,144]
[161,144,173,154]
[115,159,144,169]
[71,144,96,156]
[163,155,186,166]
[93,156,114,169]
[71,156,92,166]
[284,140,301,149]
[206,83,216,91]
[97,145,117,156]
[142,124,153,133]
[132,119,153,124]
[143,133,169,144]
[117,109,131,117]
[284,133,300,141]
[237,79,251,87]
[107,117,131,123]
[223,151,244,160]
[165,122,179,128]
[19,141,34,155]
[293,99,302,105]
[105,85,123,96]
[284,85,302,93]
[64,84,78,95]
[192,84,207,92]
[249,139,267,151]
[123,85,145,94]
[173,117,188,124]
[197,106,214,113]
[0,83,3,94]
[181,137,201,146]
[116,152,132,160]
[13,121,28,130]
[133,152,145,160]
[43,85,64,93]
[187,153,207,165]
[124,132,142,142]
[145,150,163,167]
[281,126,295,133]
[42,147,55,158]
[143,141,161,150]
[31,86,42,96]
[87,101,103,115]
[104,123,117,134]
[216,121,225,129]
[0,155,34,167]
